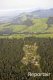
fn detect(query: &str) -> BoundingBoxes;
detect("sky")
[0,0,53,16]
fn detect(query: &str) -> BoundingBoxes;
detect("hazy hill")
[0,8,53,24]
[0,9,53,34]
[11,8,53,25]
[31,8,53,18]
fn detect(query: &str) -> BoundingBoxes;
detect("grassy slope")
[25,18,48,32]
[0,18,53,39]
[0,33,53,39]
[0,18,48,33]
[46,25,53,32]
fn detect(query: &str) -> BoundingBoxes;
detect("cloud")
[0,0,53,10]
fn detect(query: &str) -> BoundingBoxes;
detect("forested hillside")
[0,37,53,80]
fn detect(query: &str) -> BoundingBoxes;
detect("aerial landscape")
[0,0,53,80]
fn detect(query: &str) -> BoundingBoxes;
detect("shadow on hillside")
[0,37,53,80]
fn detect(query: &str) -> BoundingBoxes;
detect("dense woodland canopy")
[0,37,53,80]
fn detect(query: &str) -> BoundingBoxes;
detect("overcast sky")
[0,0,53,11]
[0,0,53,16]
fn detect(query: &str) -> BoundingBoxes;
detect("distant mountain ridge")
[31,8,53,18]
[0,8,53,24]
[11,8,53,25]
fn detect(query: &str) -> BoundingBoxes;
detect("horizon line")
[0,7,53,12]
